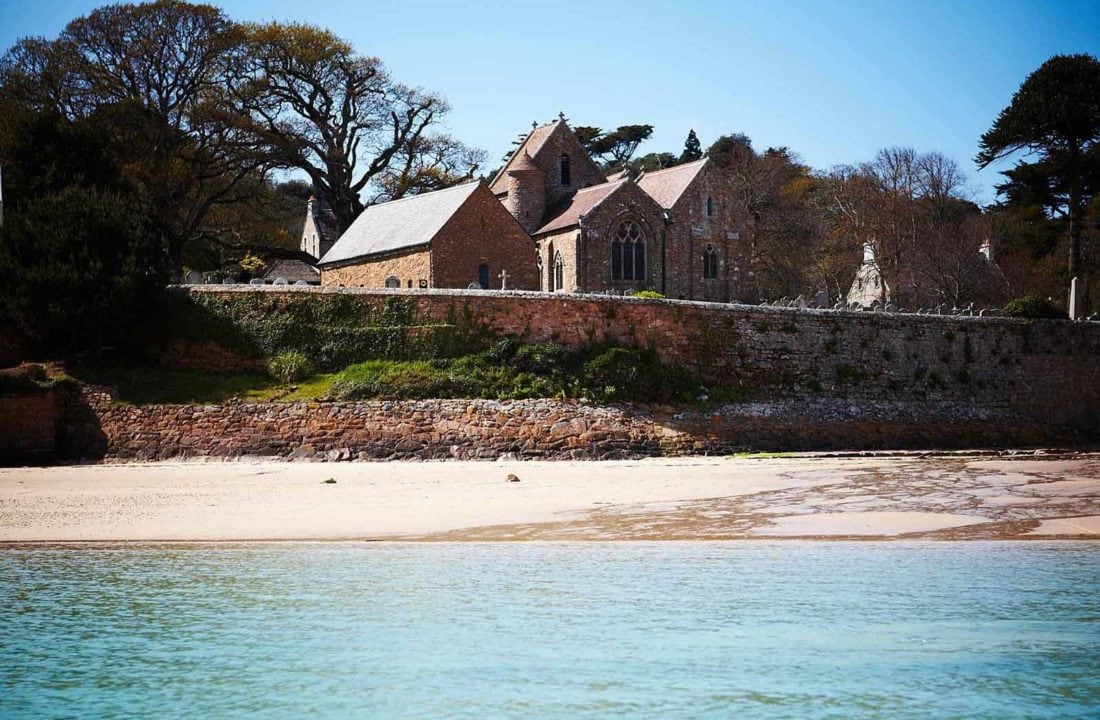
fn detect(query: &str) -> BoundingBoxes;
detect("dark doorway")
[478,263,490,289]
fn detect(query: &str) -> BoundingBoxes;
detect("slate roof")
[318,182,480,266]
[489,120,561,195]
[534,180,628,236]
[260,258,321,284]
[309,197,340,243]
[636,158,708,209]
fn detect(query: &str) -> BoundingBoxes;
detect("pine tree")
[680,129,703,162]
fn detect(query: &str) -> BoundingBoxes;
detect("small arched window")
[553,252,564,292]
[536,254,544,291]
[384,276,400,288]
[560,154,571,186]
[703,244,719,280]
[706,196,715,217]
[611,220,645,282]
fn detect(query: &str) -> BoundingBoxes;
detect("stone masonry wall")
[430,183,539,291]
[321,248,431,289]
[67,391,1077,463]
[172,287,1100,436]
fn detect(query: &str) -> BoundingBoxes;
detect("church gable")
[491,119,606,205]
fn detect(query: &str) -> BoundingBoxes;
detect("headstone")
[1069,276,1084,320]
[795,294,807,309]
[222,277,234,285]
[273,277,288,285]
[184,269,204,285]
[884,302,897,313]
[294,280,310,286]
[467,282,481,290]
[813,291,830,308]
[249,278,264,286]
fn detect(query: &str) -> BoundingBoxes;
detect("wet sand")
[1,454,1098,542]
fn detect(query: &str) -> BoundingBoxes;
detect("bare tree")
[237,22,481,232]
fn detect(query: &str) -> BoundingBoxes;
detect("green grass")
[66,339,744,406]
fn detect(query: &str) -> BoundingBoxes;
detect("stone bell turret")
[504,151,546,234]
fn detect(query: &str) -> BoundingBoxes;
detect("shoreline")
[2,454,1098,543]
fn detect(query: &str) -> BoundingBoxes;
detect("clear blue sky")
[3,0,1098,203]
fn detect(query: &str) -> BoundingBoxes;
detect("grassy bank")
[67,340,743,406]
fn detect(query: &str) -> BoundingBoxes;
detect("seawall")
[3,287,1098,464]
[52,389,1079,462]
[168,286,1100,434]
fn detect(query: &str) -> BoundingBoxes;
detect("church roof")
[508,151,544,174]
[636,158,709,209]
[318,182,480,266]
[489,120,562,194]
[309,197,340,242]
[260,258,320,284]
[534,179,628,236]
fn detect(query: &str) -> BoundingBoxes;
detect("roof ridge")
[641,157,709,176]
[360,181,479,212]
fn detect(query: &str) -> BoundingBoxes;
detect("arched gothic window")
[553,251,564,291]
[611,220,645,282]
[384,276,400,288]
[536,254,544,291]
[706,196,715,217]
[560,154,571,186]
[703,244,719,280]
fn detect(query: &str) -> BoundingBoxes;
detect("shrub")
[512,342,573,375]
[267,351,313,385]
[633,290,665,299]
[581,346,697,403]
[1003,296,1066,319]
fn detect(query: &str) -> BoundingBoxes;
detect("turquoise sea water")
[1,542,1097,719]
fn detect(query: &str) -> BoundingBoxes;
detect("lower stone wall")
[59,387,1081,463]
[0,392,60,463]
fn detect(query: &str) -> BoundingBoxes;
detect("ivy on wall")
[164,291,488,370]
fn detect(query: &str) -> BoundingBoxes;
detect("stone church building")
[490,118,752,301]
[317,182,537,290]
[304,115,751,300]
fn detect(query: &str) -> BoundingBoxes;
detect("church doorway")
[478,263,490,289]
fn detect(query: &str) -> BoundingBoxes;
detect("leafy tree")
[977,54,1100,303]
[573,126,603,152]
[680,129,703,162]
[587,124,654,169]
[0,1,265,276]
[707,133,754,168]
[237,22,482,232]
[629,152,679,174]
[0,188,168,353]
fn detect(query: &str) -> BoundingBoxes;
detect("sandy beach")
[1,453,1098,542]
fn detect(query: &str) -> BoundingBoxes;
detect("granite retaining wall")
[53,388,1086,463]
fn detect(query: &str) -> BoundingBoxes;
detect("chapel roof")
[318,182,480,266]
[636,158,709,209]
[489,120,562,194]
[508,151,544,174]
[534,179,628,236]
[308,196,340,242]
[260,257,321,284]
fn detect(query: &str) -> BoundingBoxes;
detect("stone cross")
[499,269,509,290]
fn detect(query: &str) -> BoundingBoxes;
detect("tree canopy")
[978,53,1100,299]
